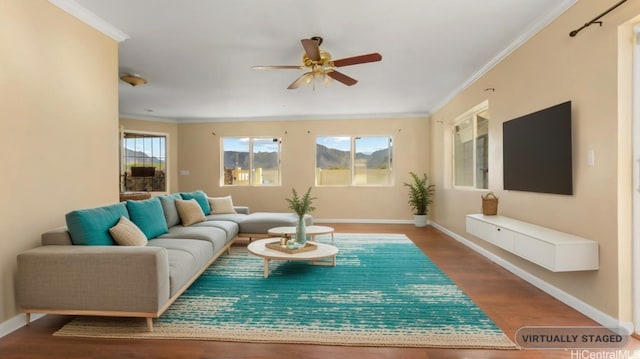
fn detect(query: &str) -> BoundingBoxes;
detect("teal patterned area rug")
[55,233,516,348]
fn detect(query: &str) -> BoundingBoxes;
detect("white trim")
[118,111,431,124]
[429,0,577,115]
[431,221,633,333]
[449,100,489,126]
[48,0,129,42]
[451,100,489,190]
[313,218,414,225]
[119,113,180,124]
[0,313,45,338]
[633,24,640,336]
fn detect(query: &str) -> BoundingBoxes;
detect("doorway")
[633,24,640,335]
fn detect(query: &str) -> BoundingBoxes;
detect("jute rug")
[55,233,516,349]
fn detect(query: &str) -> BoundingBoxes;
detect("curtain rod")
[569,0,627,37]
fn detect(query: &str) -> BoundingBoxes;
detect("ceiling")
[57,0,576,122]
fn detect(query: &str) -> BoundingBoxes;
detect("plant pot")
[413,214,428,227]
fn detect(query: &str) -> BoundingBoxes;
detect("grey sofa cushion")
[148,238,213,268]
[234,206,250,215]
[238,212,313,234]
[159,193,183,227]
[192,220,239,242]
[147,238,213,296]
[205,213,249,222]
[158,226,228,253]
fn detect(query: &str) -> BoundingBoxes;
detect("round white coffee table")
[247,238,339,278]
[267,225,335,242]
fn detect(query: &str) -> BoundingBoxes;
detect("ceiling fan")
[252,36,382,90]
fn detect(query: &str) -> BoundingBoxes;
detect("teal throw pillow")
[180,190,211,215]
[159,193,182,227]
[126,197,169,239]
[65,202,129,245]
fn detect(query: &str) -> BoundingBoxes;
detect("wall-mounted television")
[503,101,573,195]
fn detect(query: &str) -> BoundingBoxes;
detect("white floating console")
[466,214,599,272]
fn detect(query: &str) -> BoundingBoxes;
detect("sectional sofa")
[16,190,311,331]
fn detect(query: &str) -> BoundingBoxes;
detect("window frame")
[451,101,489,190]
[221,136,282,186]
[315,135,394,187]
[120,129,168,193]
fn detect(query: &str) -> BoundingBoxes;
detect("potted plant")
[403,172,435,227]
[285,187,316,245]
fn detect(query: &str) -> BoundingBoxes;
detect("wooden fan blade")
[332,53,382,67]
[301,39,321,61]
[327,70,358,86]
[252,65,304,70]
[287,72,313,89]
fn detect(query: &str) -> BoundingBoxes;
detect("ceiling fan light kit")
[253,36,382,90]
[120,74,147,87]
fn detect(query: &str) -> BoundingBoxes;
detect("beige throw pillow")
[175,198,206,226]
[109,216,148,246]
[208,195,237,214]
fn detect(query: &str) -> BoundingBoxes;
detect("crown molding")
[174,111,431,124]
[119,113,179,124]
[48,0,129,42]
[119,111,430,124]
[429,0,577,115]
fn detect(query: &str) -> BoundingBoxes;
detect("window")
[316,136,393,186]
[452,102,489,189]
[222,137,281,186]
[121,132,167,192]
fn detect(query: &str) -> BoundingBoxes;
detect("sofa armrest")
[234,206,250,214]
[17,245,170,315]
[41,226,73,245]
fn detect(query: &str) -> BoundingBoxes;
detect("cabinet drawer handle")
[497,228,501,231]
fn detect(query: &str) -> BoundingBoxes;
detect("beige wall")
[4,0,634,331]
[429,1,640,321]
[0,0,118,322]
[119,118,180,194]
[177,118,429,220]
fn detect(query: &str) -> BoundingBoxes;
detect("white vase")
[413,214,428,227]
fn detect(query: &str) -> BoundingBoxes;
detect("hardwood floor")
[1,224,636,358]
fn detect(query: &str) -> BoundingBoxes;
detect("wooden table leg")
[263,258,270,278]
[311,255,337,267]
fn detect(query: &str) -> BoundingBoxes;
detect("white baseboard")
[0,313,45,338]
[314,218,414,225]
[431,221,634,333]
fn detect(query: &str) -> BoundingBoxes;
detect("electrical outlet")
[587,150,595,167]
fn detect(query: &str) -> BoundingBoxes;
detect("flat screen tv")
[503,101,573,195]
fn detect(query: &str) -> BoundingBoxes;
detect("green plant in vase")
[285,187,316,245]
[404,172,435,227]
